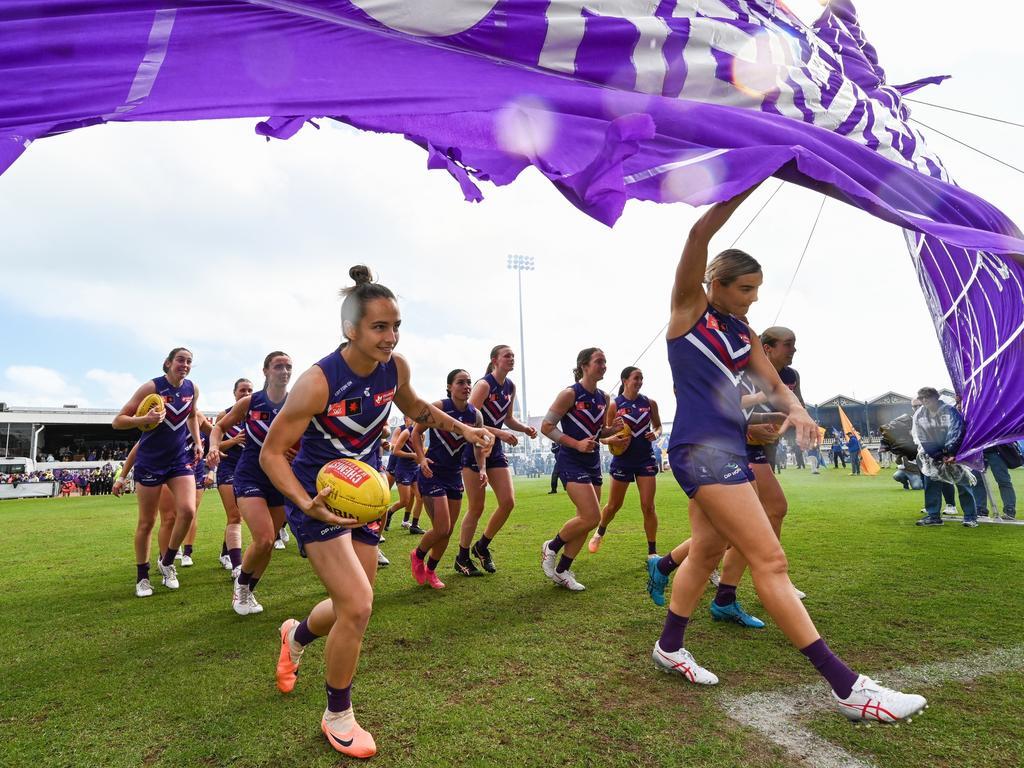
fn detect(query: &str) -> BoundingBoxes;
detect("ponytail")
[573,347,600,382]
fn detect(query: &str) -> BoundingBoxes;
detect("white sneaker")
[401,520,411,529]
[552,569,586,591]
[709,568,721,588]
[652,642,719,685]
[943,504,958,516]
[274,538,286,550]
[540,540,558,579]
[378,534,386,543]
[833,675,927,723]
[174,549,182,560]
[135,578,154,598]
[231,565,241,581]
[219,554,232,570]
[232,580,254,616]
[377,549,390,567]
[793,585,806,600]
[279,526,290,543]
[157,561,179,589]
[181,554,194,567]
[248,589,264,614]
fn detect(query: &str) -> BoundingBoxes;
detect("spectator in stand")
[912,387,977,527]
[847,432,862,475]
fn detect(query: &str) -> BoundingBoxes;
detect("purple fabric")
[2,0,1022,452]
[294,618,319,647]
[713,583,737,607]
[800,637,858,699]
[656,552,678,577]
[658,610,689,654]
[326,682,352,714]
[555,554,574,574]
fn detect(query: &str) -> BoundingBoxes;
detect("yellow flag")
[837,405,880,476]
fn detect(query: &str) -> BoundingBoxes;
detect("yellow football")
[136,393,166,432]
[608,425,632,456]
[315,459,391,524]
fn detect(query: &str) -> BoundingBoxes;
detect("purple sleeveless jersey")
[234,389,287,485]
[556,382,607,473]
[612,393,655,466]
[137,376,195,468]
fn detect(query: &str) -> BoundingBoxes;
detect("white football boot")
[652,642,719,685]
[833,675,927,723]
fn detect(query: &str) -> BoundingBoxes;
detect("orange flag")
[837,405,880,476]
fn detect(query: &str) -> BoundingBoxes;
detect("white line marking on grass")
[721,645,1024,768]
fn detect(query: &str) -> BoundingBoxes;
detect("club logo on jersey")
[328,398,363,417]
[374,387,396,407]
[706,313,721,331]
[739,332,750,344]
[251,411,264,420]
[575,400,589,412]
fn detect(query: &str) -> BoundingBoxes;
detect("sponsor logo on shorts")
[319,525,342,535]
[723,462,743,480]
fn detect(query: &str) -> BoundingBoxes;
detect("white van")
[0,457,35,475]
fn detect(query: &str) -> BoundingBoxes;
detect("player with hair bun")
[410,369,488,588]
[261,266,493,759]
[208,351,294,616]
[587,366,662,557]
[539,347,624,592]
[113,347,202,597]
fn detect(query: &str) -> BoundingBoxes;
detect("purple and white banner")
[2,0,1022,455]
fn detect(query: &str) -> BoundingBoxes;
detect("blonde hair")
[704,248,761,286]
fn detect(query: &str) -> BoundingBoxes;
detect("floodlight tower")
[507,254,534,435]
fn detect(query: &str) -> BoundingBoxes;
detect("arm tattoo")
[412,406,432,425]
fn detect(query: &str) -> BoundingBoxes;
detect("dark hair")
[446,369,469,396]
[339,265,396,341]
[618,366,640,395]
[232,378,252,394]
[573,347,601,382]
[486,344,511,375]
[162,347,192,374]
[917,386,940,400]
[262,351,289,388]
[760,326,794,347]
[705,248,761,286]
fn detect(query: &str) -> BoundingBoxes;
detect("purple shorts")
[609,460,658,483]
[286,503,382,549]
[745,444,769,465]
[134,461,194,488]
[216,464,236,487]
[669,444,754,499]
[556,457,603,486]
[461,441,509,472]
[393,465,418,486]
[233,466,285,508]
[417,467,464,500]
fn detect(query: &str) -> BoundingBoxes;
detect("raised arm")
[392,355,493,453]
[668,186,759,339]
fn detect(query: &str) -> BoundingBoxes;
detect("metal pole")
[517,267,528,428]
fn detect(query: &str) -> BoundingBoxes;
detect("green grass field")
[2,468,1023,768]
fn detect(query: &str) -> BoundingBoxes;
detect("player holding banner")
[261,266,493,759]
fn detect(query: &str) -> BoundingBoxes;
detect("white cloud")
[0,366,89,407]
[84,369,143,405]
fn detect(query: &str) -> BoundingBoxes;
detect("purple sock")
[548,534,566,553]
[596,526,607,536]
[183,544,193,557]
[220,541,228,558]
[293,618,320,647]
[713,583,737,607]
[477,534,492,549]
[237,570,252,586]
[326,683,352,713]
[458,546,470,560]
[555,554,574,574]
[249,576,260,592]
[647,540,657,555]
[800,638,858,699]
[228,548,242,568]
[656,552,679,576]
[426,556,440,571]
[658,610,689,653]
[161,549,177,567]
[414,547,427,560]
[136,563,150,582]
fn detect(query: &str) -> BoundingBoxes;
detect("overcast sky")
[1,0,1021,425]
